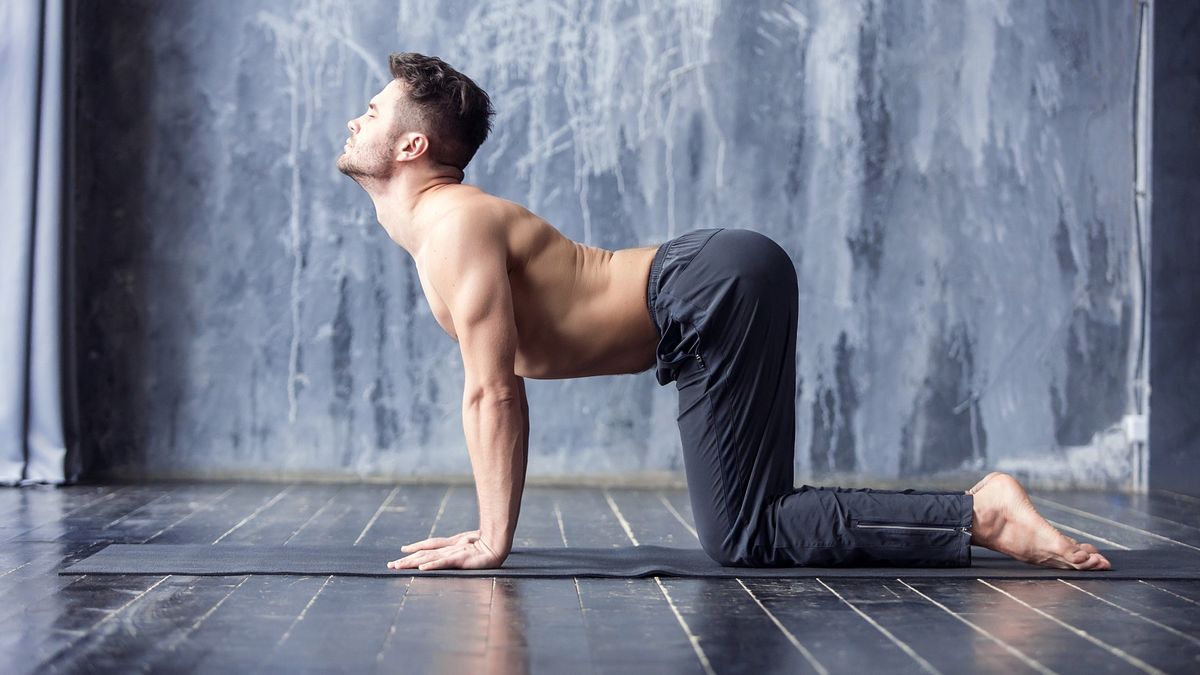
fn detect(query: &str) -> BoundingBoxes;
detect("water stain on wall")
[809,332,858,475]
[1051,219,1132,447]
[900,323,988,476]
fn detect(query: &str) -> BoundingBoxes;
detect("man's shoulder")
[432,185,516,220]
[420,194,513,283]
[427,189,525,251]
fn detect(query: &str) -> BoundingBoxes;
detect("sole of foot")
[970,472,1111,571]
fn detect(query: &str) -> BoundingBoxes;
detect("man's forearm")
[517,378,529,504]
[462,383,528,558]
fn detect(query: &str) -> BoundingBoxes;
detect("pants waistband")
[645,228,725,334]
[646,243,670,330]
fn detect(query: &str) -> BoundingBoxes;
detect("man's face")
[336,80,404,180]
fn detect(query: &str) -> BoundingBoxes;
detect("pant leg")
[654,228,974,567]
[762,485,974,567]
[673,228,798,564]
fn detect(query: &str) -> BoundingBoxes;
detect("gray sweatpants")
[646,227,975,567]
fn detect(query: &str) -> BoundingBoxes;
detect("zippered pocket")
[854,520,970,535]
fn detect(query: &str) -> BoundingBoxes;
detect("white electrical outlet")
[1123,414,1148,444]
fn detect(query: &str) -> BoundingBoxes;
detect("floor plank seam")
[353,486,400,546]
[816,578,942,675]
[1034,497,1200,553]
[896,578,1055,675]
[1057,579,1200,647]
[213,485,294,544]
[978,579,1166,675]
[1136,579,1200,605]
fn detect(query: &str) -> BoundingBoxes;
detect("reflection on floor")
[2,482,1198,673]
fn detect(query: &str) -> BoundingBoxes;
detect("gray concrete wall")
[74,0,1142,486]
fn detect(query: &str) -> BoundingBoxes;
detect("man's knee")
[698,530,756,567]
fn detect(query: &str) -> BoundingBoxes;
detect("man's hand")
[399,528,481,553]
[387,529,507,571]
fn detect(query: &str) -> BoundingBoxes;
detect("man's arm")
[389,215,526,571]
[516,375,529,513]
[390,375,528,569]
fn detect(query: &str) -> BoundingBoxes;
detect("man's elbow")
[463,381,522,408]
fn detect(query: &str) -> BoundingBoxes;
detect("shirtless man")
[337,53,1110,573]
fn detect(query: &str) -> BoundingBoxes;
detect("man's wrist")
[478,531,512,558]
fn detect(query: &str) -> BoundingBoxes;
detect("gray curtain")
[1,0,74,485]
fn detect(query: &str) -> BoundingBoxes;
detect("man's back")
[410,184,661,380]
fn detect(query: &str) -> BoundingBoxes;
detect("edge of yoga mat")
[58,544,1196,579]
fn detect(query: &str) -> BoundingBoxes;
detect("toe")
[1079,543,1100,555]
[1063,545,1091,565]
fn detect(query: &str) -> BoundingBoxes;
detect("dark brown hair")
[388,52,494,171]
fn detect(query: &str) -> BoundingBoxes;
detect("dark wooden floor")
[2,482,1199,674]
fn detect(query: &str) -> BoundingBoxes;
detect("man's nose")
[346,119,359,134]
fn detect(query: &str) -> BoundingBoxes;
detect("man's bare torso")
[410,185,661,380]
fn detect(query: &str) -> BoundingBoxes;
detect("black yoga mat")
[60,544,1195,579]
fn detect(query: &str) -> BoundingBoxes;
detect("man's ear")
[395,132,429,162]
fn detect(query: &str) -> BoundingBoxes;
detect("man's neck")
[363,169,464,255]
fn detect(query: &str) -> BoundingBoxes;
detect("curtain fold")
[1,0,74,485]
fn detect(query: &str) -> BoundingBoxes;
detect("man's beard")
[336,140,395,182]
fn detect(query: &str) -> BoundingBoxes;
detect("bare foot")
[969,472,1111,570]
[966,471,1003,496]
